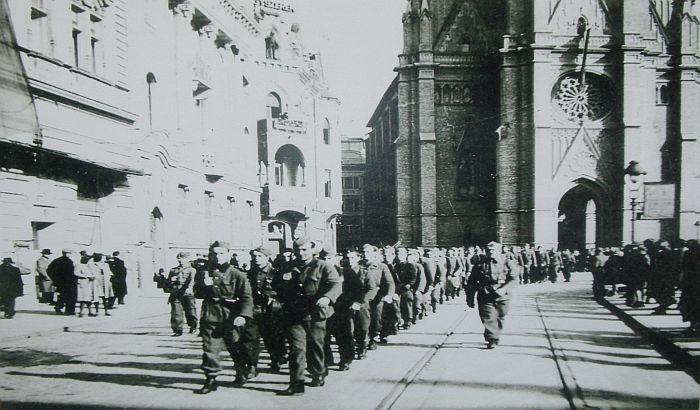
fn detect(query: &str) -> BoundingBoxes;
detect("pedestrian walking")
[465,241,518,349]
[35,249,54,304]
[194,241,253,395]
[0,257,29,319]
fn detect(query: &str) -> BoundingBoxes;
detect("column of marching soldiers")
[1,237,698,396]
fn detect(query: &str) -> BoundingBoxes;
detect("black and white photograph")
[0,0,699,409]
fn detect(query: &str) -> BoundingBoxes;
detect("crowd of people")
[0,236,698,396]
[0,248,128,319]
[151,237,699,396]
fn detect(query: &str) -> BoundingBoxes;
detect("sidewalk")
[600,290,700,382]
[0,294,170,344]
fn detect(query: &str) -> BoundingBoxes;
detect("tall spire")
[420,0,430,18]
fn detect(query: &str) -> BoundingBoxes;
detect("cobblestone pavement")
[0,273,697,410]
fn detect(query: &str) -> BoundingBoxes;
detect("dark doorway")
[558,185,598,251]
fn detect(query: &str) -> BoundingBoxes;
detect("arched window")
[266,92,282,118]
[274,144,305,187]
[323,118,331,144]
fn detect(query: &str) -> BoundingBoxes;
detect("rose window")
[552,73,613,122]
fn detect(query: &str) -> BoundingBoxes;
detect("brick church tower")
[369,0,700,248]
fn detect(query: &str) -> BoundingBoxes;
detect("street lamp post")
[624,160,647,243]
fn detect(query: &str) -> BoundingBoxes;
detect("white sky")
[294,1,406,136]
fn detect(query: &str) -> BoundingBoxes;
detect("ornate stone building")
[0,0,340,295]
[367,0,700,248]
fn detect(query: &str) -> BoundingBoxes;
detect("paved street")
[0,273,698,410]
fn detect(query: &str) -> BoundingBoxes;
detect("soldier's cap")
[93,252,103,258]
[251,246,272,257]
[177,251,191,259]
[79,250,87,256]
[41,249,52,255]
[487,241,502,247]
[211,240,231,250]
[2,257,13,263]
[62,248,73,254]
[112,251,120,257]
[281,248,293,255]
[294,236,314,247]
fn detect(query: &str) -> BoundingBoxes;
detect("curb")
[599,297,699,383]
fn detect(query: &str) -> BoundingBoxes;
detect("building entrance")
[558,185,598,251]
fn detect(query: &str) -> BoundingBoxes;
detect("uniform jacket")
[167,264,196,297]
[396,262,417,293]
[466,254,517,304]
[247,263,283,314]
[413,262,427,294]
[364,261,395,300]
[196,263,253,323]
[281,258,342,322]
[521,249,536,266]
[421,259,436,292]
[337,265,379,308]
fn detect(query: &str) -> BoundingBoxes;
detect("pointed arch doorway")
[557,182,603,251]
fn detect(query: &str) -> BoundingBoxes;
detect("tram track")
[373,306,472,410]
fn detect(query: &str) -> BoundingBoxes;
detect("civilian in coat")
[35,249,54,304]
[0,258,29,318]
[47,249,77,315]
[74,252,96,317]
[108,251,128,305]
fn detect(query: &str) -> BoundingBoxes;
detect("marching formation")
[153,239,526,396]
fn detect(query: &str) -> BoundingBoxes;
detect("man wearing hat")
[0,257,29,318]
[278,237,341,395]
[35,249,54,304]
[47,249,77,315]
[164,251,198,336]
[194,241,253,395]
[108,251,128,306]
[465,241,518,349]
[246,246,287,374]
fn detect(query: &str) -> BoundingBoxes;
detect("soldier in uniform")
[335,249,378,370]
[247,246,287,373]
[362,244,395,350]
[395,247,417,329]
[164,252,198,336]
[465,241,518,349]
[278,237,341,396]
[193,241,253,395]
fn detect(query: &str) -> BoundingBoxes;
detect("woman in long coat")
[74,253,96,317]
[91,253,113,316]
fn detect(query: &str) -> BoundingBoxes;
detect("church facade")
[366,0,700,249]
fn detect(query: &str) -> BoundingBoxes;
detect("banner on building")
[0,0,40,142]
[642,182,676,220]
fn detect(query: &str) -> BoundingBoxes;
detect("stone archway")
[557,183,603,251]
